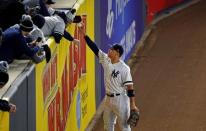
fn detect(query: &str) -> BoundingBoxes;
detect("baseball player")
[79,29,139,131]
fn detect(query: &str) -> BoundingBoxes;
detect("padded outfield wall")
[35,0,96,131]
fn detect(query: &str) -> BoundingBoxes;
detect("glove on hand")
[127,109,140,127]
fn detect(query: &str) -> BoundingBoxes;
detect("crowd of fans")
[0,0,82,113]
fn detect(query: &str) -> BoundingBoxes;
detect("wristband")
[127,90,135,97]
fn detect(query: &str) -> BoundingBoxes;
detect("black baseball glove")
[127,109,140,127]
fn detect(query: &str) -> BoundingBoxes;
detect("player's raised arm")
[78,25,99,57]
[84,35,99,57]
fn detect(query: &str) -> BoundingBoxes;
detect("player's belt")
[106,93,120,97]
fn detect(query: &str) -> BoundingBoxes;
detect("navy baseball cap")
[32,14,45,29]
[111,44,124,57]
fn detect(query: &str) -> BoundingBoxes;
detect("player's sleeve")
[122,67,133,86]
[84,35,99,57]
[84,35,110,66]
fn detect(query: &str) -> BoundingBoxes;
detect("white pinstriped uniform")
[98,50,133,131]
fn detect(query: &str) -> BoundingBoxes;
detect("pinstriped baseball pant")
[103,94,131,131]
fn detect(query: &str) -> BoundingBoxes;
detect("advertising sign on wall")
[99,0,145,61]
[35,0,95,131]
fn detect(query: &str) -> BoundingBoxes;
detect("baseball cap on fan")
[32,14,45,29]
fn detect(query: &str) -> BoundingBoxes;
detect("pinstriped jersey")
[98,50,133,94]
